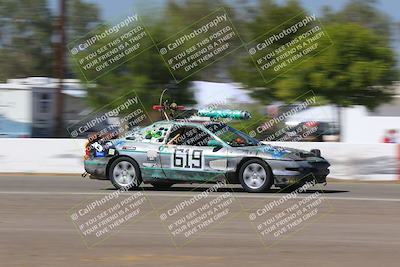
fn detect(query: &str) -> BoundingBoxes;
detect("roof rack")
[153,90,251,121]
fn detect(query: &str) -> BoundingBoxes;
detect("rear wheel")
[109,157,142,190]
[239,159,273,193]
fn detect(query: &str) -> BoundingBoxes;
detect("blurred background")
[0,0,399,144]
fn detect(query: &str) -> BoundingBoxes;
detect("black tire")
[108,157,142,190]
[239,159,273,193]
[150,182,174,190]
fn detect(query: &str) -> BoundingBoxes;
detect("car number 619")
[173,149,203,169]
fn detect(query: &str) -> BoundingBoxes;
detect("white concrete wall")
[342,106,400,143]
[0,138,86,173]
[0,139,398,181]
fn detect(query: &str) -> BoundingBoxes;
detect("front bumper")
[267,159,330,187]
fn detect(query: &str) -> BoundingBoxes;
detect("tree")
[230,0,398,140]
[82,16,196,118]
[0,0,100,81]
[275,23,397,109]
[0,0,53,81]
[67,0,100,40]
[65,0,100,78]
[163,0,237,82]
[282,23,397,140]
[321,0,392,39]
[230,0,308,103]
[83,0,236,115]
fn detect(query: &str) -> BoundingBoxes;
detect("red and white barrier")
[397,144,400,181]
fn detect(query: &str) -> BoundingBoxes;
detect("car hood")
[235,144,319,160]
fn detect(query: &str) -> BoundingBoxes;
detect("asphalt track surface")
[0,175,399,267]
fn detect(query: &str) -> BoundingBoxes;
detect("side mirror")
[207,140,223,152]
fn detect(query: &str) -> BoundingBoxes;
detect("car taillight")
[305,121,319,128]
[84,141,90,160]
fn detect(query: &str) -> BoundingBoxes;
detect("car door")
[160,124,228,182]
[120,123,171,180]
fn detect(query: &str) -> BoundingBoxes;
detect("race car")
[83,108,330,193]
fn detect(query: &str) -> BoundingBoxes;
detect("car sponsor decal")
[147,150,158,161]
[142,162,160,168]
[209,159,228,171]
[114,140,125,148]
[122,145,136,150]
[95,151,105,157]
[259,145,289,159]
[91,142,104,152]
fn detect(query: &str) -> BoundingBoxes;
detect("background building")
[0,77,88,137]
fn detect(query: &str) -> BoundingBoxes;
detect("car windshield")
[205,123,260,147]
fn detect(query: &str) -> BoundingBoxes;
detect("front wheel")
[239,159,273,193]
[109,157,142,190]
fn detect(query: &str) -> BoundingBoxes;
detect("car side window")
[166,125,185,145]
[167,125,213,146]
[184,126,214,146]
